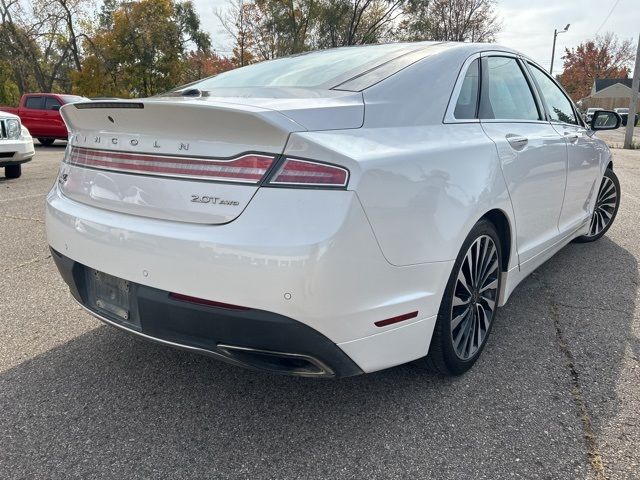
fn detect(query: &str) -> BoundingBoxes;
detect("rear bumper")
[46,184,451,373]
[51,248,362,377]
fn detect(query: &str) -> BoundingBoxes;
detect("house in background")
[578,78,640,111]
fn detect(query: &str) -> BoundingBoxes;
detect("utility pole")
[550,29,558,75]
[624,34,640,150]
[550,24,570,75]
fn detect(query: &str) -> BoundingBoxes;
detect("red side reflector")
[269,158,349,187]
[169,292,250,311]
[374,311,419,327]
[68,147,275,184]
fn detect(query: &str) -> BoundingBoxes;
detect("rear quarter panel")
[286,124,514,267]
[285,45,517,267]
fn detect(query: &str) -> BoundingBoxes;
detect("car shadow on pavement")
[531,236,639,449]
[35,142,67,149]
[0,237,636,479]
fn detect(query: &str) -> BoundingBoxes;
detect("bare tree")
[400,0,500,42]
[0,0,91,92]
[216,0,257,66]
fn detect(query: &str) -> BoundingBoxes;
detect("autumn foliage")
[1,0,502,100]
[558,34,635,102]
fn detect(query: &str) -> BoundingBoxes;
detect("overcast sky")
[192,0,640,72]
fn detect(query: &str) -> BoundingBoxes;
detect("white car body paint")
[0,111,35,162]
[46,42,613,374]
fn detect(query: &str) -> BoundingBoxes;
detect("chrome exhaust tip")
[217,344,335,378]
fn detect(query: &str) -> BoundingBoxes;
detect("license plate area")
[85,268,140,329]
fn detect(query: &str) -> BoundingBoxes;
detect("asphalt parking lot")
[1,141,639,479]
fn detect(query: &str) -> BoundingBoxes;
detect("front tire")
[38,138,55,146]
[423,219,502,375]
[5,164,22,179]
[574,168,620,243]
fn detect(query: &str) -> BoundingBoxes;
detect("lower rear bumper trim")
[52,248,363,378]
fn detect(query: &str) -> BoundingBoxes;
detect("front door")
[526,62,602,233]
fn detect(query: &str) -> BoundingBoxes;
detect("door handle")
[506,134,528,149]
[564,132,579,142]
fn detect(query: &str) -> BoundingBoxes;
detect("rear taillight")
[268,158,349,188]
[67,147,275,184]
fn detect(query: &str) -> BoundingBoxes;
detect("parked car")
[0,93,88,146]
[585,107,604,124]
[1,112,34,179]
[614,107,639,127]
[47,42,621,378]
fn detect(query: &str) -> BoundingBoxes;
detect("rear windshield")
[182,43,422,90]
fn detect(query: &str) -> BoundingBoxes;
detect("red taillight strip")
[68,147,275,183]
[269,158,349,187]
[169,292,250,311]
[374,311,419,327]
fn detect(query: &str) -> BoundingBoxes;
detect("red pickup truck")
[0,93,88,146]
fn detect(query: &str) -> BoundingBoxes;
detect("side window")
[44,97,61,110]
[454,59,480,119]
[24,96,44,110]
[528,63,577,125]
[479,57,540,121]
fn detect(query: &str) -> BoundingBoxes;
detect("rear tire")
[38,138,55,146]
[422,219,502,375]
[574,169,620,243]
[5,164,22,179]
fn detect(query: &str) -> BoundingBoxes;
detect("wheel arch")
[479,208,513,272]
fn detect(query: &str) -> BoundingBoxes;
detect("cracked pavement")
[1,143,639,479]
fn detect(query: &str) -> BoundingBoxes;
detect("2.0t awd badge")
[190,195,240,206]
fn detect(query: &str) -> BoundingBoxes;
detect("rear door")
[525,62,601,233]
[478,54,568,264]
[43,97,65,138]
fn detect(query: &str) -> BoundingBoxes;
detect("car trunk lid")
[60,99,302,225]
[59,94,362,225]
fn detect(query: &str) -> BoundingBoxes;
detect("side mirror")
[590,110,621,130]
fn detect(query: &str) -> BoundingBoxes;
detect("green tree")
[0,61,20,106]
[74,0,212,97]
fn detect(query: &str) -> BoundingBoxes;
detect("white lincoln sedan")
[46,42,621,378]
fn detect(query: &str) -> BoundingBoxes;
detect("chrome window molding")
[445,50,549,125]
[443,52,482,124]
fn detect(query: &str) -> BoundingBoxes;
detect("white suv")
[1,113,35,179]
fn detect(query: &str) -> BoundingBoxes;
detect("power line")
[595,0,622,35]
